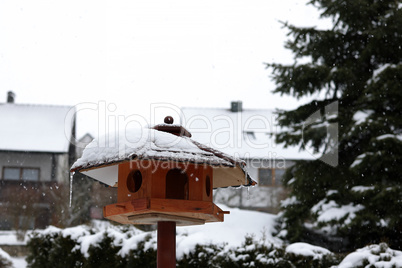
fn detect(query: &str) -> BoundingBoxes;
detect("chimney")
[7,91,15,103]
[230,101,242,112]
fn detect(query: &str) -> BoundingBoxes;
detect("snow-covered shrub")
[84,233,124,268]
[177,243,227,267]
[0,248,13,268]
[178,235,338,268]
[284,242,339,268]
[224,235,289,267]
[178,235,282,268]
[336,243,402,268]
[123,235,157,268]
[26,223,155,268]
[26,229,85,268]
[26,223,341,268]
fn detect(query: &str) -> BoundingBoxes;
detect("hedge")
[25,224,339,268]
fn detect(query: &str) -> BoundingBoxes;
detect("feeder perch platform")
[104,198,229,226]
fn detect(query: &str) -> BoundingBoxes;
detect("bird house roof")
[71,127,255,188]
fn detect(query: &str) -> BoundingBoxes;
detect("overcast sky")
[0,0,331,137]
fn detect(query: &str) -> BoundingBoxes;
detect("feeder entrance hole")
[165,168,188,200]
[126,170,142,193]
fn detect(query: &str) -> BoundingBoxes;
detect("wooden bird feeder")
[71,116,255,268]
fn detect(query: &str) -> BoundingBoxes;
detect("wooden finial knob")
[164,116,174,124]
[153,116,191,137]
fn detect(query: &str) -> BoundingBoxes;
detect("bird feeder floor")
[103,198,229,226]
[128,213,205,226]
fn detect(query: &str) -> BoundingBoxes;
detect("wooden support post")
[157,221,176,268]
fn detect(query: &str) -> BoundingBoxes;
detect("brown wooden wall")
[117,160,213,203]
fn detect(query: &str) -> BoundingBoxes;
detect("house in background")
[181,101,314,213]
[0,91,76,229]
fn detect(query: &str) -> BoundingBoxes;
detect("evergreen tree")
[268,0,402,251]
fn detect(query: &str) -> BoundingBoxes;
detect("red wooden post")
[157,221,176,268]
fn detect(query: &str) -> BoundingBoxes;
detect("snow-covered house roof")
[71,127,255,188]
[76,133,94,158]
[0,103,75,153]
[180,104,314,160]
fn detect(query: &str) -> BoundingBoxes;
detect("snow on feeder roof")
[71,118,255,189]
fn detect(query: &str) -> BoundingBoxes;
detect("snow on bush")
[353,110,374,125]
[26,224,339,268]
[21,202,402,267]
[350,185,375,193]
[336,243,402,268]
[24,211,340,268]
[280,196,300,208]
[286,242,332,260]
[27,203,282,258]
[25,221,402,267]
[311,199,364,226]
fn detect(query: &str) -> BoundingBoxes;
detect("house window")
[3,168,20,181]
[258,168,285,186]
[3,167,40,181]
[258,168,272,186]
[22,168,40,181]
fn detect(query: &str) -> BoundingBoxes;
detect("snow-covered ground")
[0,247,26,268]
[176,204,282,256]
[2,204,402,268]
[10,257,26,268]
[0,230,29,268]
